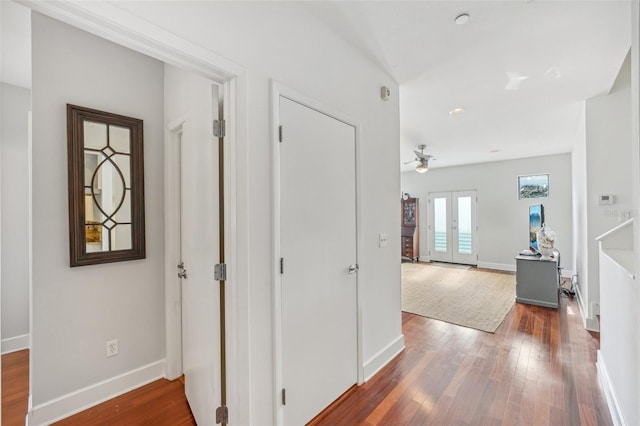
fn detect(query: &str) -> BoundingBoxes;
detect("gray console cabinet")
[515,255,559,308]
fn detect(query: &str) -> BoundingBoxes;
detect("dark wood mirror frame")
[67,104,146,266]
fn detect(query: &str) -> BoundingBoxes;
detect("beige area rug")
[402,263,516,333]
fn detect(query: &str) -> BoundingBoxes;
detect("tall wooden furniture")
[401,197,419,262]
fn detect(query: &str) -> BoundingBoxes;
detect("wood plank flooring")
[310,296,611,425]
[2,349,29,426]
[2,295,609,425]
[53,378,196,426]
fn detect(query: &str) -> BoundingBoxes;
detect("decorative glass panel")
[434,197,447,252]
[457,196,472,254]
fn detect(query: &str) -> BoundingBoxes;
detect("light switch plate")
[379,233,388,248]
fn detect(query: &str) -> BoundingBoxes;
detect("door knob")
[348,264,359,274]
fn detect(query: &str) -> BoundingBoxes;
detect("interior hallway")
[2,295,609,425]
[311,296,610,425]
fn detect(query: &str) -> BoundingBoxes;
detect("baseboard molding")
[363,334,404,382]
[597,351,626,426]
[1,334,30,354]
[574,285,599,331]
[28,359,166,426]
[476,262,515,272]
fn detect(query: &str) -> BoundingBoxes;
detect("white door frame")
[271,81,364,425]
[21,2,250,425]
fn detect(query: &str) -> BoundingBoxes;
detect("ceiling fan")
[404,144,434,173]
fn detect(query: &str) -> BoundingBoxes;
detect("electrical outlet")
[379,233,388,248]
[106,339,119,357]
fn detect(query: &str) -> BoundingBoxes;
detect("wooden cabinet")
[401,197,419,262]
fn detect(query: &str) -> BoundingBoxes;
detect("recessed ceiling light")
[455,13,470,25]
[490,149,499,153]
[449,108,465,115]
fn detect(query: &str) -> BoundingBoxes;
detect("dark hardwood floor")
[53,378,196,426]
[3,295,609,425]
[310,296,611,425]
[2,349,29,426]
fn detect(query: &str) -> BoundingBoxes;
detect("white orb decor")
[536,223,556,260]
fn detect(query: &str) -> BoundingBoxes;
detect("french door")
[428,191,477,265]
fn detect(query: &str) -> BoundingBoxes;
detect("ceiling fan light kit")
[404,144,434,173]
[416,162,429,173]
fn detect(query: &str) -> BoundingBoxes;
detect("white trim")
[19,0,243,80]
[28,360,165,426]
[1,334,30,354]
[363,334,405,382]
[574,283,600,331]
[271,80,364,425]
[597,350,626,426]
[477,262,515,272]
[19,2,249,423]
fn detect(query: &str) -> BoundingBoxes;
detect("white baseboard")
[363,334,404,382]
[597,351,626,426]
[477,262,515,272]
[28,359,166,426]
[2,334,30,354]
[574,285,599,331]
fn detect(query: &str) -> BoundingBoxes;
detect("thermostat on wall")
[599,194,614,205]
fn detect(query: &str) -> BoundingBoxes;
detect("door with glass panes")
[428,191,477,265]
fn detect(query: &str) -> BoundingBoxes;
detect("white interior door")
[166,65,221,425]
[429,191,477,265]
[280,96,358,425]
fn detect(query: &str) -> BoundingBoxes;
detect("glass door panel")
[457,196,472,255]
[434,197,448,253]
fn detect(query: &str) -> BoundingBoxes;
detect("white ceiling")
[2,1,631,171]
[302,1,631,170]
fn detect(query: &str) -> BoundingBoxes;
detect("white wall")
[597,2,640,424]
[109,4,401,423]
[579,51,632,330]
[28,3,402,424]
[1,83,31,353]
[31,12,165,413]
[402,153,573,272]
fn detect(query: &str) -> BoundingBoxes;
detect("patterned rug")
[402,263,516,333]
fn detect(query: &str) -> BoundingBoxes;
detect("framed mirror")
[67,104,145,266]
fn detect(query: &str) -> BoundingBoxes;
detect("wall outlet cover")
[106,339,119,357]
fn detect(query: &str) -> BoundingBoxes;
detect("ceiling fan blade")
[403,160,418,165]
[414,151,428,159]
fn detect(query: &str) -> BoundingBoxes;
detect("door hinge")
[216,405,228,424]
[213,119,226,138]
[279,125,283,142]
[282,388,286,406]
[177,262,187,279]
[280,257,284,274]
[214,263,227,281]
